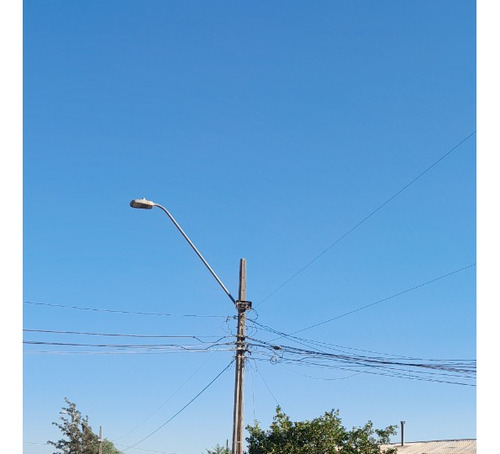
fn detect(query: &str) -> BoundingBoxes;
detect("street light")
[130,198,251,454]
[130,198,155,209]
[130,198,236,303]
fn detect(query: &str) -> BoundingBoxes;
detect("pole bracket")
[235,300,252,311]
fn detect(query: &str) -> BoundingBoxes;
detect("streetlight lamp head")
[130,198,155,209]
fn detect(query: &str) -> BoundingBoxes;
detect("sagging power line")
[257,130,476,307]
[249,263,476,343]
[23,300,229,319]
[247,337,475,387]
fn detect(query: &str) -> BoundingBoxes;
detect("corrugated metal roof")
[383,439,476,454]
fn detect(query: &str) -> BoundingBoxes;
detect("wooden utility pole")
[232,258,251,454]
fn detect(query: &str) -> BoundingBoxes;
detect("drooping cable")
[23,301,228,319]
[249,263,476,346]
[122,359,235,451]
[257,131,476,307]
[113,352,218,442]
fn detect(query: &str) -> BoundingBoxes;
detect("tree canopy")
[205,443,231,454]
[246,406,397,454]
[48,398,122,454]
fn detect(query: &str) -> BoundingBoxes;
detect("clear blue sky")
[22,1,477,453]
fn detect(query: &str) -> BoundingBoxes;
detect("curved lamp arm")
[130,198,236,305]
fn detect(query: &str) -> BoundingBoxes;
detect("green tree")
[205,443,231,454]
[48,398,122,454]
[101,439,123,454]
[246,406,397,454]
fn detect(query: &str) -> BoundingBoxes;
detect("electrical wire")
[248,263,476,346]
[279,364,362,381]
[121,359,235,451]
[23,301,229,319]
[248,311,476,387]
[292,263,476,336]
[247,337,475,387]
[113,352,218,442]
[248,314,476,389]
[23,340,234,355]
[256,130,476,307]
[249,337,476,372]
[247,359,257,422]
[265,358,475,387]
[23,328,230,342]
[251,359,281,408]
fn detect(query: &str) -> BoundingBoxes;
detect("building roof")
[383,439,476,454]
